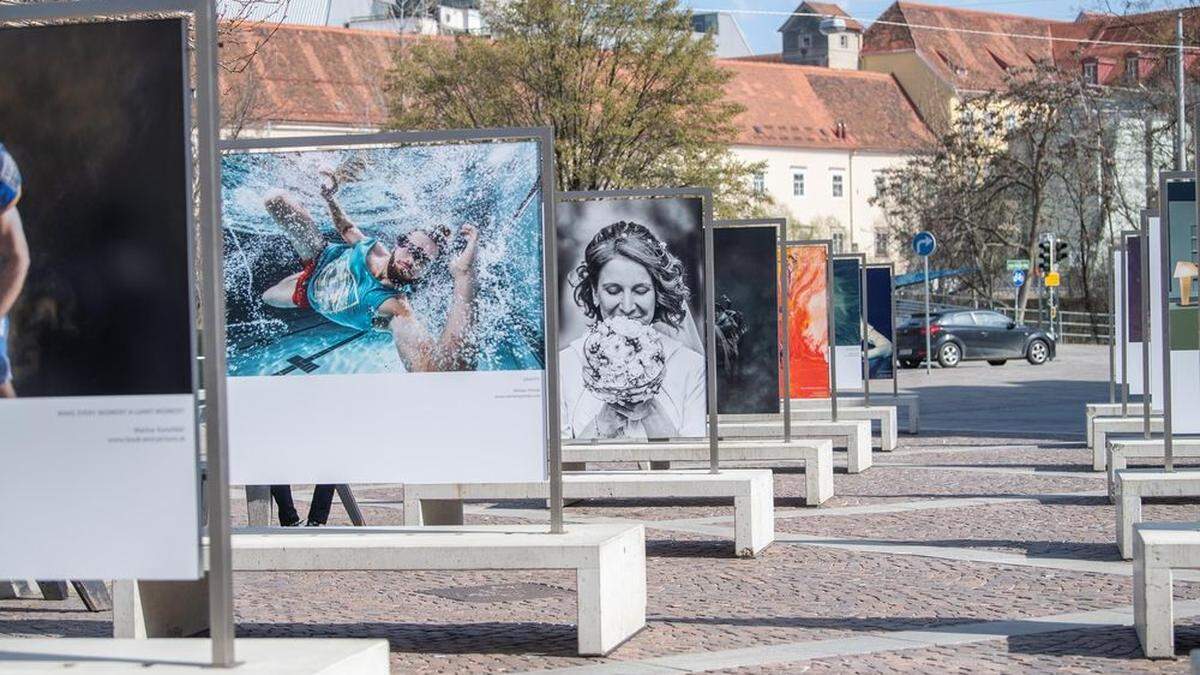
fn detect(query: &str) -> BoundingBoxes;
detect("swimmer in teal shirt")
[260,172,479,373]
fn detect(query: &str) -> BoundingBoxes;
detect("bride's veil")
[654,304,706,356]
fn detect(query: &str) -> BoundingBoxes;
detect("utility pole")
[1178,12,1186,171]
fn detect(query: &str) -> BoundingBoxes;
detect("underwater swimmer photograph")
[222,137,547,378]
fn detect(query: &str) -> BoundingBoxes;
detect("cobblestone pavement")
[6,346,1200,672]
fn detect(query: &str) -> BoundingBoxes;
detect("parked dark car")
[895,309,1055,368]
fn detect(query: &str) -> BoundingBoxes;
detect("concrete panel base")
[403,469,777,556]
[562,438,833,501]
[113,579,210,639]
[726,406,897,452]
[1105,438,1200,501]
[792,394,920,434]
[1091,416,1163,470]
[113,524,645,657]
[1133,522,1200,658]
[1114,469,1200,560]
[0,638,388,673]
[717,419,873,472]
[1086,401,1147,447]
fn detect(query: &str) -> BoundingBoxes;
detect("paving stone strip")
[875,464,1102,479]
[522,601,1200,674]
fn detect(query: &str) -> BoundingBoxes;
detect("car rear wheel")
[937,342,961,368]
[987,359,1007,366]
[1027,339,1050,365]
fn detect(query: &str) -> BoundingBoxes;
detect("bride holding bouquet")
[559,221,706,440]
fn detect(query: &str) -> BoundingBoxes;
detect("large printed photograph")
[556,195,708,441]
[784,244,831,399]
[832,257,862,348]
[1125,233,1143,344]
[865,266,895,379]
[1165,180,1197,351]
[0,19,193,399]
[714,225,780,415]
[222,140,545,376]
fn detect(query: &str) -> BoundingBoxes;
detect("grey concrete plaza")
[6,345,1200,672]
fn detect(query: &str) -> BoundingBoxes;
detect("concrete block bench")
[714,420,872,473]
[1087,402,1147,447]
[1092,416,1163,470]
[114,524,645,656]
[562,439,835,497]
[1106,438,1200,501]
[1116,470,1200,559]
[1133,522,1200,658]
[793,394,920,435]
[403,469,776,557]
[725,406,897,452]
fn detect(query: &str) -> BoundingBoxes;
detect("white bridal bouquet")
[581,316,668,406]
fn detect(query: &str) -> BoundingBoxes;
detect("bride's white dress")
[559,329,706,441]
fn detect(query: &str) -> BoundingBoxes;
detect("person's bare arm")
[320,172,364,245]
[438,224,479,369]
[0,207,29,318]
[381,224,480,372]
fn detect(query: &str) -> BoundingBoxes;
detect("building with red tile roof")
[860,1,1200,131]
[219,20,934,259]
[719,58,934,259]
[219,22,402,136]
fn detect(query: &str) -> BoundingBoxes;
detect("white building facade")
[720,59,935,263]
[736,145,911,261]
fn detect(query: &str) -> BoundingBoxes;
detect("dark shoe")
[279,517,301,527]
[305,519,325,527]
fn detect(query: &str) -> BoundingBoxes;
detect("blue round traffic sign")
[1012,269,1026,287]
[912,231,937,257]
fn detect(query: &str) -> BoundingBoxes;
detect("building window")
[874,172,885,196]
[1083,61,1098,85]
[839,34,849,49]
[792,169,806,197]
[752,172,765,195]
[831,171,845,198]
[1126,54,1139,81]
[874,230,889,257]
[832,230,846,253]
[1005,113,1017,132]
[801,34,812,48]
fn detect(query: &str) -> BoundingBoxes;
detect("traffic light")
[1054,241,1069,266]
[1037,240,1052,274]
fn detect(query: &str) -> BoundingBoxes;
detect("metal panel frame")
[713,218,789,442]
[558,188,718,471]
[1141,210,1157,438]
[1158,170,1194,470]
[1118,235,1130,415]
[223,127,562,527]
[0,0,229,665]
[785,240,837,421]
[1108,248,1117,405]
[1120,229,1143,420]
[866,263,899,397]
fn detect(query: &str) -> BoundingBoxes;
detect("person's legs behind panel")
[306,484,337,526]
[269,485,301,527]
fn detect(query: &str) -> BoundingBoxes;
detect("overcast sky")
[676,1,1096,55]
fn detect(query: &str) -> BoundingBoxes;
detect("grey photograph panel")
[714,226,780,415]
[555,195,707,441]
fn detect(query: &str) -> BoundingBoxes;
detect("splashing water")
[221,140,546,376]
